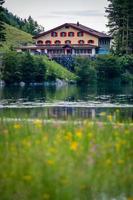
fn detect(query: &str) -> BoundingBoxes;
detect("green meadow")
[0,112,133,200]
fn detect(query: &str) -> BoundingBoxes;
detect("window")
[88,40,94,44]
[78,40,85,44]
[51,32,58,37]
[45,40,51,45]
[68,32,74,37]
[55,40,61,45]
[65,40,71,44]
[60,32,67,37]
[37,40,43,45]
[77,32,84,37]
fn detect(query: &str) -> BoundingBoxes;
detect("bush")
[121,71,133,84]
[2,51,46,84]
[119,55,133,74]
[96,55,122,80]
[2,51,22,84]
[74,57,97,84]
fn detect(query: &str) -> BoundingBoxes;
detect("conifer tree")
[106,0,133,55]
[0,0,6,45]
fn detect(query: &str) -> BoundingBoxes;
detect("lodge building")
[17,22,111,57]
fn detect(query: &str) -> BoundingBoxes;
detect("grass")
[0,112,133,200]
[42,56,77,81]
[0,23,33,52]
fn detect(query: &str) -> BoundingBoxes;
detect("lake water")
[0,81,133,120]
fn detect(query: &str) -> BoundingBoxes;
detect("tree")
[2,8,45,35]
[0,0,6,45]
[106,0,133,55]
[75,57,97,84]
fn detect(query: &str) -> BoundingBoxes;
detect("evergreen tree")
[2,8,44,35]
[0,0,6,45]
[106,0,133,55]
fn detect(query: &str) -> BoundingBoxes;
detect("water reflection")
[0,82,133,107]
[0,82,133,120]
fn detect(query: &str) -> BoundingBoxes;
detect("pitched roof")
[33,23,111,39]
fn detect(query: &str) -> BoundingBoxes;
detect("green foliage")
[0,116,132,199]
[1,52,77,84]
[95,55,122,80]
[74,57,97,84]
[0,0,6,44]
[106,0,133,55]
[42,57,77,81]
[121,71,133,84]
[0,23,33,51]
[1,51,22,83]
[118,55,133,83]
[118,55,133,74]
[73,55,133,84]
[2,51,46,84]
[3,8,44,35]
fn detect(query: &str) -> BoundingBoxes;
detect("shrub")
[2,51,22,84]
[121,71,133,84]
[2,51,46,84]
[119,55,133,74]
[74,57,97,84]
[96,55,122,80]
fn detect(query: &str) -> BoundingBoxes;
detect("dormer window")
[78,40,85,44]
[51,32,58,37]
[55,40,61,45]
[37,40,43,45]
[60,32,67,37]
[65,40,71,44]
[77,32,84,37]
[88,40,94,44]
[45,40,51,45]
[68,32,74,37]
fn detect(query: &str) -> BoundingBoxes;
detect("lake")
[0,81,133,120]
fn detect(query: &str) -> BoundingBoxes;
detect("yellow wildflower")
[65,132,72,141]
[125,130,129,135]
[87,122,94,128]
[107,115,113,122]
[115,142,121,153]
[48,147,57,154]
[76,130,82,139]
[33,119,43,128]
[47,159,55,166]
[70,141,78,151]
[128,197,133,200]
[116,109,120,113]
[88,132,93,139]
[14,123,21,129]
[106,159,112,165]
[43,193,50,200]
[99,112,106,117]
[22,139,31,148]
[117,159,124,165]
[22,175,32,181]
[35,140,41,145]
[42,135,48,142]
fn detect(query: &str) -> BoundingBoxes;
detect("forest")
[106,0,133,55]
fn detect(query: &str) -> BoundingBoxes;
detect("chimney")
[77,21,79,26]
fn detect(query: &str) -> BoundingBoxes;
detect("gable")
[34,25,99,46]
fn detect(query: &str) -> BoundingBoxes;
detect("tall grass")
[0,114,132,200]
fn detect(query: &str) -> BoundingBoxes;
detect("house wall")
[35,26,99,46]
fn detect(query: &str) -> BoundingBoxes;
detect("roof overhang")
[33,23,111,39]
